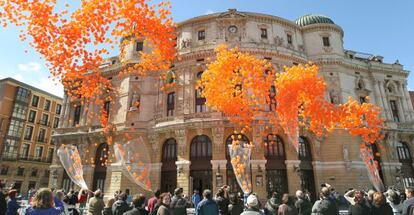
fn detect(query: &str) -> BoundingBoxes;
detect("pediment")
[218,9,247,19]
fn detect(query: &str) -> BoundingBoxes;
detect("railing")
[0,154,52,163]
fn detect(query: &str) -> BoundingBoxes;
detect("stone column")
[212,127,225,160]
[105,163,123,198]
[251,160,267,202]
[176,160,191,196]
[83,165,94,190]
[62,95,70,128]
[211,160,227,192]
[285,160,302,194]
[401,82,413,121]
[371,78,386,119]
[150,163,163,191]
[80,100,89,126]
[377,80,392,120]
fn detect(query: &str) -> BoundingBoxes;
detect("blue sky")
[0,0,413,97]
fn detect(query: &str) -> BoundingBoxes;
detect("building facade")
[0,78,62,193]
[50,9,414,200]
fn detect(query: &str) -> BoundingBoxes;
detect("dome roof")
[295,14,335,27]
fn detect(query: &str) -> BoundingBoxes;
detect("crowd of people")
[2,182,414,215]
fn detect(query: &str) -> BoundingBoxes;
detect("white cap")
[247,195,258,207]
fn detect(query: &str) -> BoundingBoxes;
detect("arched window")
[195,72,206,113]
[190,135,212,160]
[162,138,177,161]
[298,136,312,161]
[264,134,285,159]
[398,142,412,162]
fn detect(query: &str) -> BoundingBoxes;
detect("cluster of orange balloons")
[359,143,384,191]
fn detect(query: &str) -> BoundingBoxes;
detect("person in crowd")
[385,189,403,215]
[196,189,219,215]
[170,187,189,215]
[295,190,312,215]
[67,190,78,205]
[103,198,115,215]
[148,189,161,213]
[6,189,19,215]
[402,186,414,215]
[366,189,376,209]
[241,194,263,215]
[347,190,370,215]
[277,194,298,215]
[0,184,7,215]
[78,189,88,210]
[112,192,131,215]
[88,189,105,215]
[228,193,244,215]
[157,193,173,215]
[25,188,65,215]
[126,189,133,205]
[311,187,339,215]
[124,194,148,215]
[55,190,69,215]
[371,192,393,215]
[265,192,280,215]
[215,188,229,215]
[192,189,201,209]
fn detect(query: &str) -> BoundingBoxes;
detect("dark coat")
[295,198,312,215]
[25,196,65,215]
[347,203,370,215]
[265,197,280,215]
[88,196,105,215]
[371,202,394,215]
[196,198,219,215]
[112,200,131,215]
[402,197,414,215]
[6,198,19,215]
[311,198,339,215]
[0,192,6,215]
[157,205,173,215]
[103,206,113,215]
[124,207,149,215]
[229,203,244,215]
[170,195,189,215]
[216,196,229,215]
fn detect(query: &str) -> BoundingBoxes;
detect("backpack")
[150,204,160,215]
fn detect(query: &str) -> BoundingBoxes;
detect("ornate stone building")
[50,9,414,200]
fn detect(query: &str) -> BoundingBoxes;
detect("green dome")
[295,14,335,27]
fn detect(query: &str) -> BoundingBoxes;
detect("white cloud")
[13,74,24,82]
[204,9,214,15]
[35,78,64,97]
[17,62,41,72]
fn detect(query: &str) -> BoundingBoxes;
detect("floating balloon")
[113,138,152,191]
[57,145,88,190]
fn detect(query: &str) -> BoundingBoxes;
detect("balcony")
[0,153,52,163]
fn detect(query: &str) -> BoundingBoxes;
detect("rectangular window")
[53,117,59,128]
[16,87,30,103]
[12,103,27,119]
[21,144,30,159]
[47,148,54,163]
[40,113,49,126]
[287,34,293,45]
[322,36,330,47]
[167,92,175,116]
[44,100,51,111]
[28,110,36,123]
[0,166,8,175]
[104,101,110,118]
[31,95,39,107]
[7,120,24,137]
[31,169,38,177]
[17,167,24,176]
[261,28,268,39]
[73,105,81,126]
[136,41,144,51]
[34,146,43,160]
[24,126,33,140]
[198,30,205,40]
[56,104,62,115]
[37,128,46,142]
[390,100,400,122]
[3,139,18,157]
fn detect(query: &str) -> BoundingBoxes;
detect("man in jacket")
[88,190,105,215]
[241,195,263,215]
[196,190,219,215]
[265,192,280,215]
[295,190,311,215]
[402,186,414,215]
[0,183,7,215]
[124,194,148,215]
[170,188,189,215]
[311,187,339,215]
[112,193,131,215]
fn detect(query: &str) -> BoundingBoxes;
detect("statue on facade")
[181,38,192,49]
[130,91,141,111]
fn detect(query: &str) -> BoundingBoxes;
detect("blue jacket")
[6,198,19,215]
[25,196,65,215]
[196,198,219,215]
[192,194,201,208]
